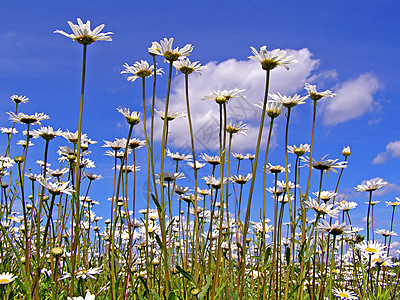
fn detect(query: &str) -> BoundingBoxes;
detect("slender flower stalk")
[54,18,112,298]
[151,37,193,293]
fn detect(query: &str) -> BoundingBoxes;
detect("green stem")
[159,61,174,295]
[239,69,271,298]
[70,43,87,298]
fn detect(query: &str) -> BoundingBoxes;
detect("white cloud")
[373,140,400,164]
[152,48,319,152]
[321,73,380,126]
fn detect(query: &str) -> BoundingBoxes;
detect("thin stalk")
[183,73,199,284]
[70,43,87,297]
[158,61,174,295]
[298,99,318,300]
[239,69,271,299]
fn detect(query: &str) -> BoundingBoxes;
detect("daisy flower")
[313,191,337,202]
[149,37,193,61]
[173,57,207,74]
[62,267,101,280]
[386,198,400,207]
[230,174,252,185]
[266,163,289,174]
[225,120,248,135]
[156,171,185,182]
[337,200,358,212]
[7,112,49,125]
[0,272,16,285]
[304,83,337,101]
[301,154,347,175]
[232,152,246,160]
[287,144,310,156]
[117,108,141,125]
[67,291,96,300]
[248,46,298,70]
[121,60,163,82]
[200,153,221,165]
[375,229,397,237]
[128,138,146,150]
[304,198,340,218]
[102,138,127,151]
[167,149,192,162]
[255,100,286,118]
[202,176,228,189]
[31,126,62,140]
[83,172,102,181]
[332,288,358,299]
[0,127,18,135]
[187,161,206,170]
[155,109,185,121]
[269,92,308,108]
[355,178,387,192]
[174,184,189,195]
[10,94,29,104]
[37,176,74,195]
[317,220,352,236]
[202,88,245,104]
[355,241,386,255]
[54,18,113,45]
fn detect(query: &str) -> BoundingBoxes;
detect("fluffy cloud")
[373,140,400,164]
[321,73,380,126]
[152,48,318,152]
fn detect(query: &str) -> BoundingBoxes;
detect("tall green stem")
[183,73,199,283]
[159,61,174,295]
[239,69,270,298]
[70,43,87,297]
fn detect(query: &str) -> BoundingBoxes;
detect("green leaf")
[285,246,291,265]
[151,292,162,300]
[197,275,213,299]
[155,234,164,251]
[228,283,239,300]
[176,265,195,286]
[264,246,272,264]
[214,281,227,298]
[151,193,162,213]
[167,291,177,300]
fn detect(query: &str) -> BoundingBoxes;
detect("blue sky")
[1,1,400,244]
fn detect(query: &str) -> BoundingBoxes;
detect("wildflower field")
[1,18,399,300]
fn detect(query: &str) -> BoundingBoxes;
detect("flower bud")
[342,146,351,157]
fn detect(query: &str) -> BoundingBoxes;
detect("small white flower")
[55,18,113,44]
[10,95,29,104]
[149,37,193,61]
[0,272,16,285]
[7,112,49,125]
[269,92,308,108]
[173,57,207,74]
[249,46,298,70]
[121,60,163,82]
[305,83,336,101]
[202,88,245,104]
[355,178,387,192]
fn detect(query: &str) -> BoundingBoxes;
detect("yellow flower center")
[73,35,96,45]
[339,292,349,298]
[163,51,181,61]
[310,93,323,101]
[261,59,278,70]
[136,69,152,78]
[0,278,10,284]
[215,95,228,104]
[365,247,377,253]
